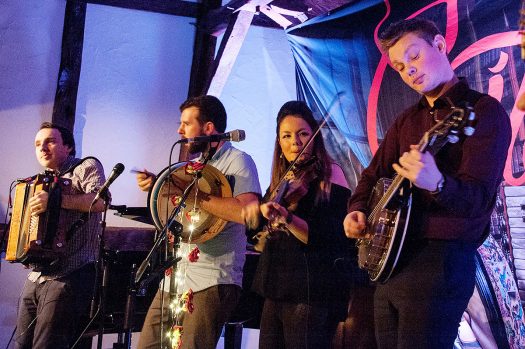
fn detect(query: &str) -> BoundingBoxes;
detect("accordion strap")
[61,156,102,176]
[60,156,102,241]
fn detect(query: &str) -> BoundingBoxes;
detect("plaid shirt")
[29,156,106,281]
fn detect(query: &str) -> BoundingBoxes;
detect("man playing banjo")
[343,18,511,349]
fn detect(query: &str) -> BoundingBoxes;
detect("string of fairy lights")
[164,164,203,349]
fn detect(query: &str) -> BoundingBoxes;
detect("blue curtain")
[286,0,522,190]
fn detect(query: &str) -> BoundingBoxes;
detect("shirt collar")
[52,155,78,175]
[417,77,470,112]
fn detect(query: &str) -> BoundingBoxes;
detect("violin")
[248,155,322,250]
[268,155,322,212]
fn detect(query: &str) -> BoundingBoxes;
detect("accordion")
[6,172,66,265]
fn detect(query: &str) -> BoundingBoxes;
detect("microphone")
[94,163,125,202]
[179,129,245,143]
[15,174,37,183]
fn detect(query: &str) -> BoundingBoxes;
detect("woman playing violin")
[243,101,363,348]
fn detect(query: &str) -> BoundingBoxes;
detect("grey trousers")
[14,264,95,349]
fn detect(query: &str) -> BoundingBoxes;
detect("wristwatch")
[430,175,445,195]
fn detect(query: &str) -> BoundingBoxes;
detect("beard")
[187,138,209,155]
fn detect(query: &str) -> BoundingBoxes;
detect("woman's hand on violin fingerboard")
[260,201,288,221]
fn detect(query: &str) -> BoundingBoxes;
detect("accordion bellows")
[6,172,65,266]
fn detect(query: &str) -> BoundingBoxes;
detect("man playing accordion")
[14,122,107,349]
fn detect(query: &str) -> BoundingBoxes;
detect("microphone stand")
[133,173,191,286]
[89,194,111,349]
[111,263,138,349]
[131,142,218,348]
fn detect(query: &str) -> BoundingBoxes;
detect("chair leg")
[224,322,243,349]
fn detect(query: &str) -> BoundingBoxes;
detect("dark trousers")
[137,284,241,349]
[259,299,339,349]
[374,240,477,349]
[14,263,95,349]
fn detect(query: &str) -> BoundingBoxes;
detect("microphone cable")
[3,325,16,349]
[71,160,113,348]
[6,289,60,349]
[55,202,97,349]
[2,179,36,349]
[1,180,35,349]
[70,305,100,349]
[1,180,18,259]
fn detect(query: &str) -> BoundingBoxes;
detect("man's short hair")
[179,95,227,133]
[39,122,76,156]
[378,17,442,53]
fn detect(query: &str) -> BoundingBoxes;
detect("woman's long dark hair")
[269,101,333,204]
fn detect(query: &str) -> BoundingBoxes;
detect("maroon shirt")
[348,79,511,243]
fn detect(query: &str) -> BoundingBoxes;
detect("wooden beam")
[201,0,282,35]
[200,0,250,35]
[52,1,87,132]
[206,10,255,97]
[187,0,222,97]
[78,0,201,18]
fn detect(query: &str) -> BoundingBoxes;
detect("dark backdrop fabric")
[286,0,523,190]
